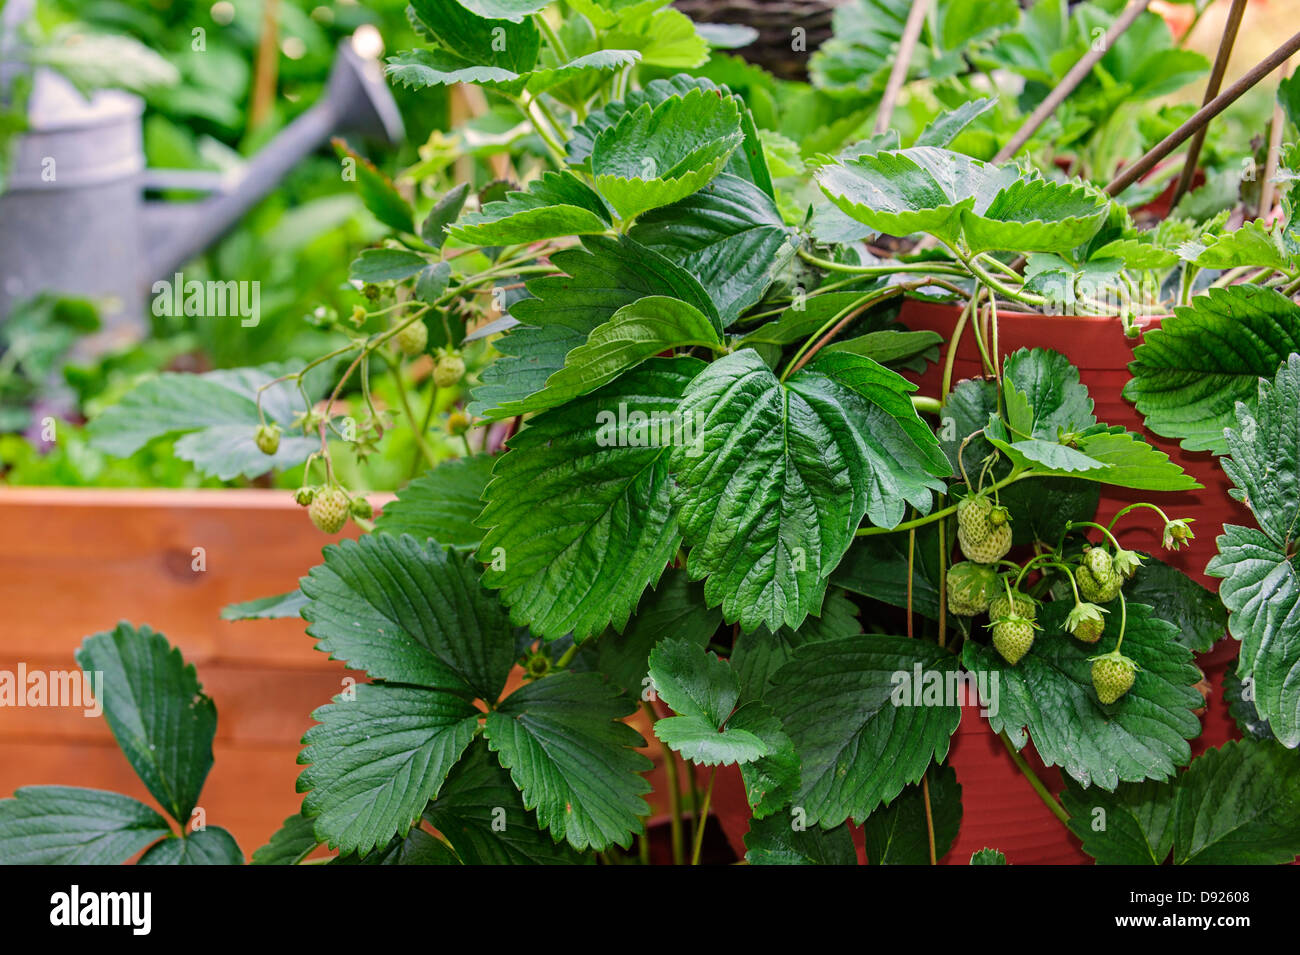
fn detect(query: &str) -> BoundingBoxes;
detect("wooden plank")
[0,487,390,668]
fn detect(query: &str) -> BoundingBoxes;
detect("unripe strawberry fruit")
[991,616,1035,665]
[294,486,316,507]
[989,591,1036,623]
[255,423,281,455]
[434,351,466,388]
[1091,652,1138,704]
[1076,548,1122,603]
[945,561,998,616]
[959,521,1011,564]
[309,488,350,534]
[446,409,471,436]
[349,496,373,519]
[1072,616,1105,643]
[395,319,429,357]
[957,495,994,544]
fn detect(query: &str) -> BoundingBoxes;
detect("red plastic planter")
[899,299,1239,756]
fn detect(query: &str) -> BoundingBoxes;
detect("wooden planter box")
[0,487,698,859]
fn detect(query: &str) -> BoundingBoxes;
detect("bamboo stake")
[874,0,931,135]
[1106,30,1300,198]
[1259,59,1293,220]
[1169,0,1248,211]
[993,0,1151,163]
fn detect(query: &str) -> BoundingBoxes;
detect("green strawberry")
[255,422,281,455]
[946,561,998,616]
[1076,548,1122,603]
[1090,650,1138,704]
[293,486,316,507]
[989,590,1036,623]
[957,495,994,544]
[959,521,1011,564]
[395,318,429,357]
[991,614,1036,665]
[1065,600,1107,643]
[309,488,350,534]
[434,350,466,388]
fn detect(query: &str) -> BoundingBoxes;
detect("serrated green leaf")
[88,363,319,480]
[409,0,540,72]
[629,174,795,325]
[1172,740,1300,864]
[332,828,459,865]
[914,97,997,148]
[605,7,709,68]
[373,455,495,550]
[1061,777,1175,865]
[671,349,949,632]
[386,48,529,94]
[452,0,552,21]
[1124,557,1226,654]
[525,49,641,93]
[422,182,470,249]
[1125,285,1300,454]
[738,291,881,347]
[732,588,863,702]
[477,358,703,641]
[220,588,308,621]
[648,639,787,767]
[424,739,590,864]
[469,235,717,419]
[518,295,720,414]
[0,787,172,865]
[251,813,319,865]
[591,88,743,221]
[1224,668,1273,742]
[138,826,243,865]
[75,624,216,824]
[594,569,719,695]
[333,140,414,234]
[298,683,480,856]
[744,813,857,865]
[961,178,1107,254]
[1177,220,1290,271]
[301,534,515,700]
[766,635,962,827]
[450,171,610,245]
[349,248,429,283]
[566,0,670,30]
[816,147,1018,242]
[1091,238,1179,271]
[862,764,961,864]
[963,602,1202,790]
[969,848,1006,864]
[824,329,942,365]
[485,672,651,850]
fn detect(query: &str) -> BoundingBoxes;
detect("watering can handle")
[143,41,403,282]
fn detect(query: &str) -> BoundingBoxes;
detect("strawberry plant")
[6,0,1300,867]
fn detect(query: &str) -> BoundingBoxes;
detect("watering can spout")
[143,41,403,281]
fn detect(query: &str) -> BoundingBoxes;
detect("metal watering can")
[0,13,403,350]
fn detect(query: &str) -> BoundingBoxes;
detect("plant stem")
[532,11,569,62]
[856,470,1027,537]
[644,700,685,865]
[780,286,897,380]
[921,772,937,864]
[874,0,931,134]
[997,731,1071,827]
[796,248,966,277]
[383,353,439,470]
[690,768,716,865]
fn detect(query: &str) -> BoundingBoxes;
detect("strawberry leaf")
[301,534,516,701]
[766,635,963,827]
[297,684,480,856]
[449,171,611,245]
[861,764,962,864]
[0,787,172,865]
[744,813,857,865]
[477,357,704,641]
[137,826,243,865]
[962,601,1203,790]
[373,455,496,550]
[484,672,651,850]
[1125,285,1300,454]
